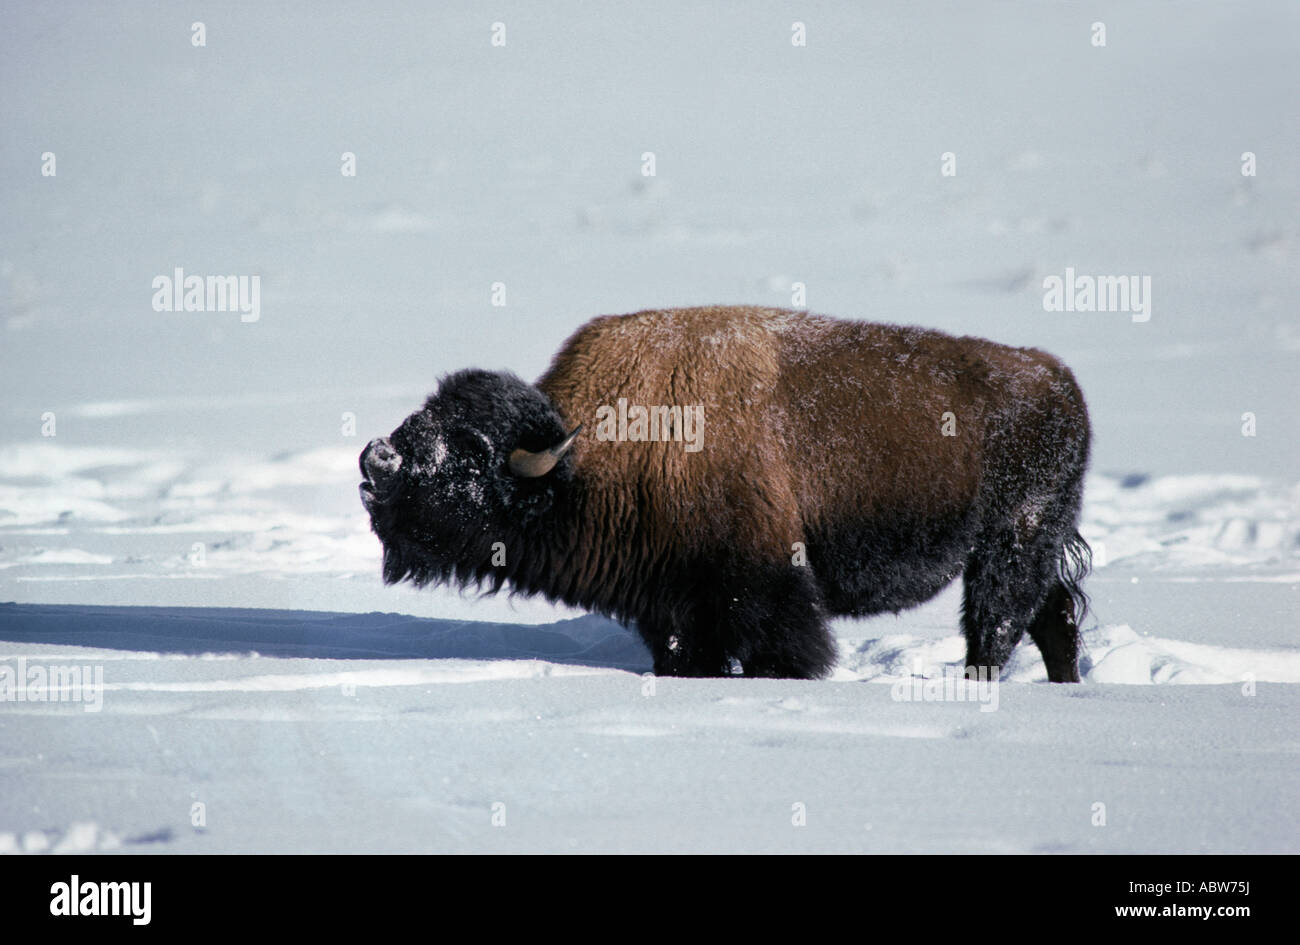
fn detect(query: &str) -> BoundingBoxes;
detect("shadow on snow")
[0,603,652,672]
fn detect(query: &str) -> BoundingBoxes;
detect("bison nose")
[360,437,402,483]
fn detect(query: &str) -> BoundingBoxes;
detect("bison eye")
[450,429,493,462]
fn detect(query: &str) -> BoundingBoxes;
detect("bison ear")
[508,425,582,478]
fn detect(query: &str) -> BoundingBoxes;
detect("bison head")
[359,369,579,589]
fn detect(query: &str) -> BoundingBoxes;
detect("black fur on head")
[359,369,574,591]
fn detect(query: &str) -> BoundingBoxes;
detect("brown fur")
[540,306,1085,607]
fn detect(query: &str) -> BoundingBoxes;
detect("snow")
[1,622,1295,853]
[1,1,1297,852]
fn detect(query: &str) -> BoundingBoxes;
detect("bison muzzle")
[360,306,1092,682]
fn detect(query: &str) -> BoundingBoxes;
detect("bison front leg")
[725,564,837,680]
[639,617,732,678]
[638,562,836,679]
[634,592,731,677]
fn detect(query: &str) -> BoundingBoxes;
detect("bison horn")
[508,425,583,478]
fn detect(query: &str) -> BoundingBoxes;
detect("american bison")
[360,306,1091,681]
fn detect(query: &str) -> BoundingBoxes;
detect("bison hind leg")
[1026,583,1081,682]
[963,527,1091,683]
[962,533,1060,681]
[1027,530,1092,682]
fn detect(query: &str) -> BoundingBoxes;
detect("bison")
[360,305,1091,681]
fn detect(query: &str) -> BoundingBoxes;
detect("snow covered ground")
[1,586,1298,854]
[2,2,1297,852]
[1,451,1296,853]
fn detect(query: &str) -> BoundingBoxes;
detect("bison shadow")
[0,602,653,673]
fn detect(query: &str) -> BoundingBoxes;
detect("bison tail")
[1058,529,1092,627]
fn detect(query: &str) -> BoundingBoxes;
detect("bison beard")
[360,306,1092,682]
